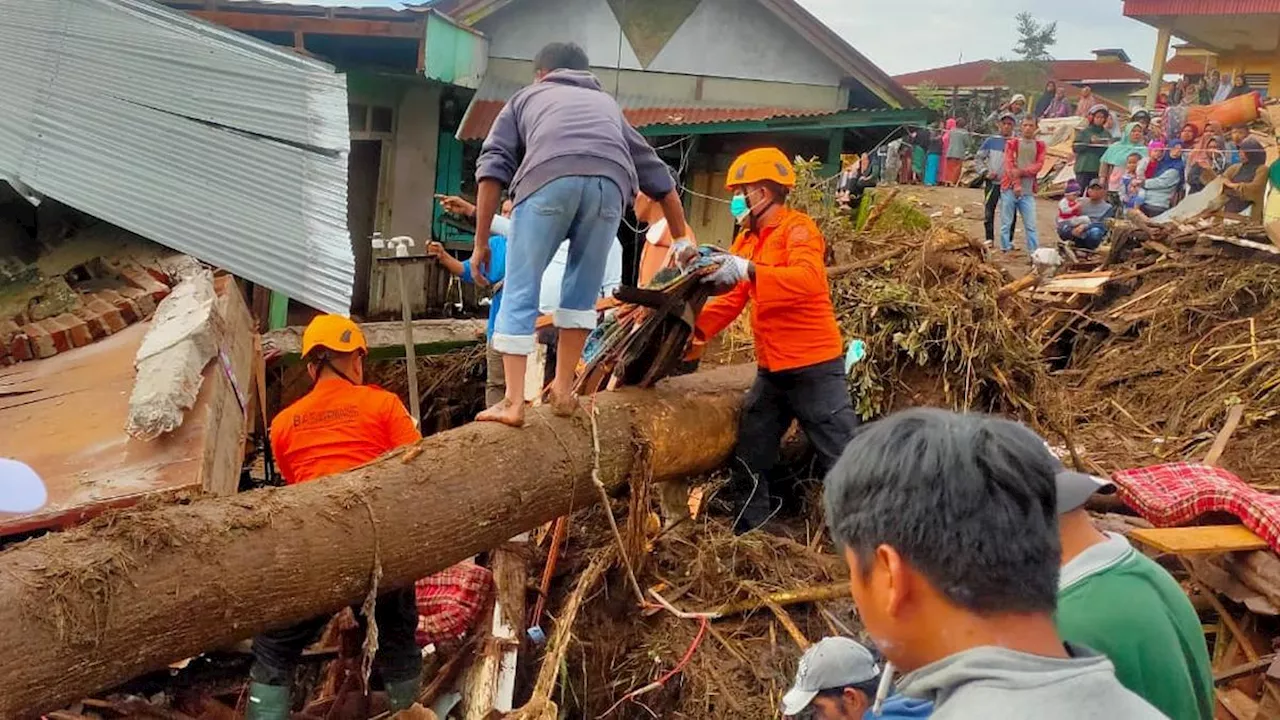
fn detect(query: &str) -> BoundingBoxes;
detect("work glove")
[670,238,698,269]
[700,253,750,295]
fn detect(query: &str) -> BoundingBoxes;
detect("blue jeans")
[1000,189,1038,252]
[493,176,623,356]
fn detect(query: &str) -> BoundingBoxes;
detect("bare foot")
[547,389,580,418]
[476,398,526,427]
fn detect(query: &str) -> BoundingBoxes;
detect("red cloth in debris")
[1111,462,1280,553]
[415,562,492,647]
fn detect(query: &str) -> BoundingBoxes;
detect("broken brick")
[72,306,109,340]
[23,322,61,358]
[8,332,33,362]
[119,285,158,318]
[118,265,170,304]
[94,290,142,324]
[87,299,127,333]
[52,313,93,348]
[0,319,20,346]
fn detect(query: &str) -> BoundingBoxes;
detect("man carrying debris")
[781,636,932,719]
[248,315,423,718]
[691,148,859,534]
[1056,470,1214,719]
[469,41,692,427]
[431,196,623,404]
[824,408,1165,719]
[976,112,1017,246]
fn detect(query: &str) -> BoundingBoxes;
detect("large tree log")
[0,365,753,718]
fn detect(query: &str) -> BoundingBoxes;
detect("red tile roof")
[893,59,1149,88]
[1124,0,1280,15]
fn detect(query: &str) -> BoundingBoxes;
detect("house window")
[348,104,395,138]
[1242,74,1271,96]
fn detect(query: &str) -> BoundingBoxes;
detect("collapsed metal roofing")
[0,0,354,314]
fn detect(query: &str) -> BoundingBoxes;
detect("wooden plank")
[263,318,485,362]
[1029,275,1112,295]
[1204,404,1247,466]
[1130,525,1270,554]
[1218,688,1259,720]
[1216,655,1278,684]
[198,275,257,497]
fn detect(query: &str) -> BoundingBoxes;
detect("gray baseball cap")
[1056,468,1115,514]
[781,637,881,716]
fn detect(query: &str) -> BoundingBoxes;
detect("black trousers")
[250,587,421,687]
[728,358,860,531]
[983,179,1015,243]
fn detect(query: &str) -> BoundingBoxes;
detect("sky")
[296,0,1164,76]
[801,0,1161,76]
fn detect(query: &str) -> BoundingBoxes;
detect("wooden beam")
[1131,525,1270,555]
[190,10,424,38]
[0,364,755,716]
[263,319,485,362]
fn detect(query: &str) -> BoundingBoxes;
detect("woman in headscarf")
[1227,74,1254,99]
[1139,140,1186,217]
[1222,138,1270,219]
[1186,133,1226,194]
[1045,86,1072,118]
[1034,80,1057,119]
[1099,122,1147,201]
[1200,70,1219,104]
[1214,73,1235,103]
[1075,86,1096,117]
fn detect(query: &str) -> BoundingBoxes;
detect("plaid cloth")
[415,562,492,647]
[1112,462,1280,553]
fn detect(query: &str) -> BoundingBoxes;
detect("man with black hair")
[470,41,692,427]
[823,408,1164,719]
[781,637,932,719]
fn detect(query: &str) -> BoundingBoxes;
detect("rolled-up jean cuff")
[492,333,538,356]
[554,308,598,330]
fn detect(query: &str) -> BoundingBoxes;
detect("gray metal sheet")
[0,0,354,314]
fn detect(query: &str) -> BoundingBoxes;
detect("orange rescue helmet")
[301,314,368,358]
[726,148,796,189]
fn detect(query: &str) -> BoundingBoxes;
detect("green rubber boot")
[245,682,291,720]
[385,676,422,712]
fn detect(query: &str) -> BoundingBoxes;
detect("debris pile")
[793,162,1056,424]
[1029,214,1280,484]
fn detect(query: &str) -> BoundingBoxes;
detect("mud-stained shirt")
[270,377,420,485]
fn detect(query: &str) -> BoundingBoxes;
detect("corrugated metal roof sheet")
[455,77,843,141]
[0,0,354,314]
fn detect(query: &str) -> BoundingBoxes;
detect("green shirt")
[1073,125,1112,174]
[1057,533,1214,720]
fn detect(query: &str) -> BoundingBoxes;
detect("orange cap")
[726,148,796,189]
[301,314,367,357]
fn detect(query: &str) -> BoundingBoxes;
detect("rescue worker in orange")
[247,315,423,719]
[692,148,859,534]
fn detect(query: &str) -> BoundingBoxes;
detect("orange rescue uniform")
[694,206,843,371]
[270,377,421,485]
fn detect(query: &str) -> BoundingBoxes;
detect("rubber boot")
[385,676,422,712]
[245,682,291,720]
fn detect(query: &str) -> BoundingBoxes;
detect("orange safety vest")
[270,377,421,485]
[694,207,843,372]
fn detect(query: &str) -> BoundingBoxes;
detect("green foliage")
[1012,12,1057,62]
[912,81,950,113]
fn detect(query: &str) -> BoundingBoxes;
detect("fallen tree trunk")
[0,364,754,718]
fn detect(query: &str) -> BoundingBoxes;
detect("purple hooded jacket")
[475,69,675,204]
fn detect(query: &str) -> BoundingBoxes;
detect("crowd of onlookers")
[841,72,1275,259]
